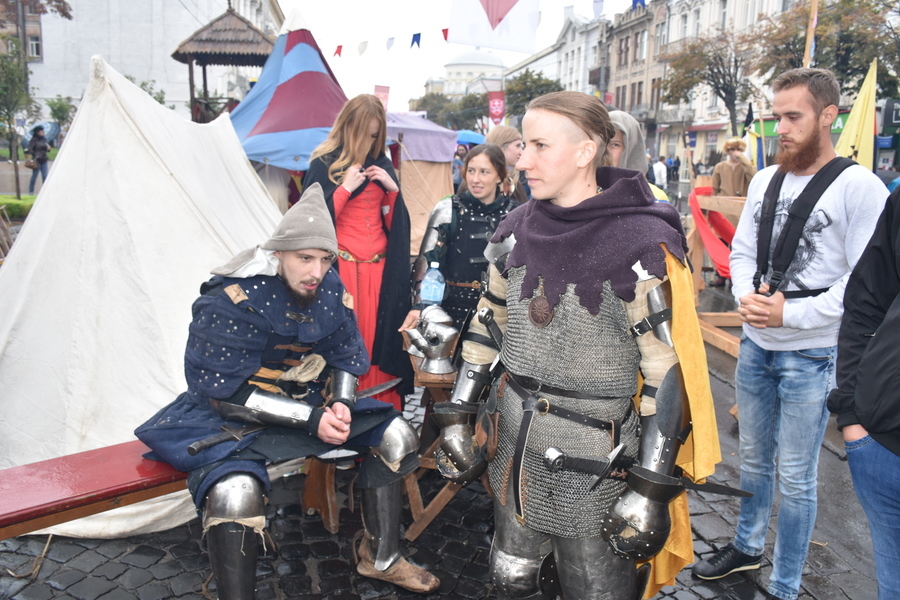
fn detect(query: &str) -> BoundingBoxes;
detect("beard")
[278,273,320,309]
[775,126,822,173]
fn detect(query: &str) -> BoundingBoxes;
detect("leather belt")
[507,372,614,400]
[505,372,626,523]
[337,250,385,263]
[447,280,482,289]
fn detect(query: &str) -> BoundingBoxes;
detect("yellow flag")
[835,58,877,170]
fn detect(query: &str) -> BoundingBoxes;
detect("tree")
[413,92,489,132]
[46,94,74,129]
[0,36,32,198]
[0,0,71,24]
[124,75,174,109]
[661,30,754,136]
[446,93,488,132]
[505,69,563,121]
[750,0,899,99]
[412,92,454,127]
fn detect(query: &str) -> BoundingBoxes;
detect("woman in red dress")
[303,95,412,409]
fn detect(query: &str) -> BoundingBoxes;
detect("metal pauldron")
[211,387,314,430]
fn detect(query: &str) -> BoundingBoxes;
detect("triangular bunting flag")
[334,45,342,57]
[442,28,449,41]
[358,41,368,55]
[411,33,421,48]
[479,0,519,29]
[386,37,395,50]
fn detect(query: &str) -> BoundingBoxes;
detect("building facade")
[27,0,282,120]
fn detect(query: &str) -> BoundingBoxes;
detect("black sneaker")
[692,543,762,580]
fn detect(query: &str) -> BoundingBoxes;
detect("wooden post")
[188,61,196,123]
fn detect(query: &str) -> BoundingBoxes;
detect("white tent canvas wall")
[0,57,282,537]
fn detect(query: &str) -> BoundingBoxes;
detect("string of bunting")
[333,28,450,57]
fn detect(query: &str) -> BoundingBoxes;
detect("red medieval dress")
[330,182,402,408]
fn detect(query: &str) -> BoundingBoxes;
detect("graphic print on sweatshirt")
[753,189,834,292]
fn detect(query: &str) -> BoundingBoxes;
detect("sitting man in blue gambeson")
[136,184,439,598]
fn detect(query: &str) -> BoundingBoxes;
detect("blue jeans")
[846,435,900,600]
[29,160,48,193]
[733,337,834,600]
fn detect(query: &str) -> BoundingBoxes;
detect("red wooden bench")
[0,431,455,542]
[0,440,187,541]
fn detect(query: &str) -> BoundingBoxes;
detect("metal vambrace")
[326,369,358,410]
[431,361,492,483]
[601,363,690,560]
[211,387,316,433]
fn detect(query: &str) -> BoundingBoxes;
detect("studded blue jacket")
[135,267,393,479]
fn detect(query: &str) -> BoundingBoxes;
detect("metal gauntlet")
[431,361,492,483]
[601,364,690,560]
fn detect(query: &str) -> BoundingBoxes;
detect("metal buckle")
[537,397,550,415]
[629,318,651,337]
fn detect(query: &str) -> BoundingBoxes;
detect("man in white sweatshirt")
[692,68,887,600]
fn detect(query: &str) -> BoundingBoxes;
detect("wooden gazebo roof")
[172,7,274,67]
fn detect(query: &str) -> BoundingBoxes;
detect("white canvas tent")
[0,56,283,537]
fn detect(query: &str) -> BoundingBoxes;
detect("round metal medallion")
[528,296,553,328]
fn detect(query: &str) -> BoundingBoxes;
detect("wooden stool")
[301,457,341,534]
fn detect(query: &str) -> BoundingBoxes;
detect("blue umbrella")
[456,129,485,145]
[21,122,61,148]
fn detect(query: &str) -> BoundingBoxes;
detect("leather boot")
[356,481,440,593]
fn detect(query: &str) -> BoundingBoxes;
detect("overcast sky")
[278,0,632,112]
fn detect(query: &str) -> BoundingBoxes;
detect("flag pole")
[803,0,819,68]
[758,105,767,168]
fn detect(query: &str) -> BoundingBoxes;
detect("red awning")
[687,123,727,132]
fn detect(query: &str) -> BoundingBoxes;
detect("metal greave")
[207,522,258,600]
[361,480,403,571]
[203,473,266,600]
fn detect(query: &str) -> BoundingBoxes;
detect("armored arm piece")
[602,276,691,561]
[211,386,319,434]
[325,369,358,410]
[433,242,511,483]
[411,199,452,307]
[432,360,493,483]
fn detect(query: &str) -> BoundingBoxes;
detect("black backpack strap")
[754,157,855,295]
[754,170,787,292]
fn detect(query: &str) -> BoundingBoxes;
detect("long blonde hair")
[485,126,524,200]
[310,94,388,185]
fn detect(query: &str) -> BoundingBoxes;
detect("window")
[693,9,701,36]
[618,37,630,67]
[636,81,644,107]
[654,22,668,55]
[28,36,40,58]
[680,14,688,40]
[720,0,728,29]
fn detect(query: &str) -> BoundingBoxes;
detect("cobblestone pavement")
[0,330,878,600]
